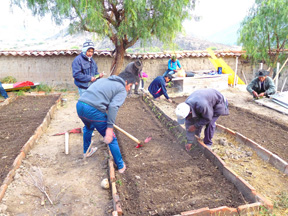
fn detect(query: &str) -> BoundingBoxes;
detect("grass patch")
[1,76,17,83]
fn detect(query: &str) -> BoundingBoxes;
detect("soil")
[115,98,247,216]
[0,95,60,184]
[0,87,288,216]
[0,93,111,216]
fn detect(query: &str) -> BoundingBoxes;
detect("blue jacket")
[168,59,181,71]
[185,89,229,128]
[72,53,99,89]
[148,76,169,99]
[79,75,127,128]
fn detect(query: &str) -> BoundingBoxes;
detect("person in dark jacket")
[76,71,136,174]
[148,74,173,103]
[72,41,103,96]
[0,81,8,99]
[175,88,229,150]
[122,59,143,95]
[246,69,276,99]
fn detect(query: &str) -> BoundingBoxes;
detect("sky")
[0,0,255,42]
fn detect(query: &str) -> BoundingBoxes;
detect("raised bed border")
[109,94,281,215]
[0,93,62,202]
[216,124,288,176]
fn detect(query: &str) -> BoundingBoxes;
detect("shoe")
[206,145,212,150]
[118,163,126,174]
[85,147,98,158]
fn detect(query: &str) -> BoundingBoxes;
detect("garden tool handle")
[113,124,141,144]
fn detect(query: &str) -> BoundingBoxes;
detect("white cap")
[175,102,190,124]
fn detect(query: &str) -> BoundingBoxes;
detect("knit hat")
[134,59,143,70]
[82,41,95,54]
[171,55,177,61]
[256,69,269,77]
[175,102,190,124]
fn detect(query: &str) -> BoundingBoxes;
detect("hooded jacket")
[72,52,99,89]
[122,62,142,83]
[185,88,229,128]
[79,75,127,128]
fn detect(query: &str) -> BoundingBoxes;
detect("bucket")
[217,67,222,74]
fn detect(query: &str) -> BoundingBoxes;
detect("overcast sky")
[0,0,255,42]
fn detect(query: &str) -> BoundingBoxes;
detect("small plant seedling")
[116,179,122,186]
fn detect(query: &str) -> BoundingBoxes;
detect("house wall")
[1,54,287,91]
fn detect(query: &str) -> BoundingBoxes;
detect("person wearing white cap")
[175,88,229,151]
[72,40,104,96]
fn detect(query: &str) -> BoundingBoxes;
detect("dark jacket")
[246,76,276,96]
[122,62,142,83]
[79,75,127,128]
[72,53,99,89]
[148,76,169,99]
[185,88,229,128]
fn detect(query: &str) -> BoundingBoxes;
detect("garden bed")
[0,95,61,185]
[114,98,249,215]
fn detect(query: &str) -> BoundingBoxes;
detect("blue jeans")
[0,82,8,99]
[163,70,175,77]
[76,101,124,169]
[78,87,87,97]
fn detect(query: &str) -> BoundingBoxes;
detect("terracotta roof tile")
[0,49,245,58]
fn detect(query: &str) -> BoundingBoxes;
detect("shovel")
[113,124,152,148]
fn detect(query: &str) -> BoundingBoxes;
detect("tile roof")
[0,50,244,58]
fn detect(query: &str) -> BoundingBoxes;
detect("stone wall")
[1,53,287,91]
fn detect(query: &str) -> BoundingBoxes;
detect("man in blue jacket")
[76,71,136,174]
[175,89,229,150]
[72,41,103,96]
[148,74,173,103]
[163,55,182,76]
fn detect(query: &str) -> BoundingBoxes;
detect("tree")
[238,0,288,76]
[12,0,196,75]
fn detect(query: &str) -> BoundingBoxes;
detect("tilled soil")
[171,96,288,161]
[0,95,60,184]
[114,98,247,216]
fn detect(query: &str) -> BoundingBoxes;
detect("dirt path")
[1,93,112,216]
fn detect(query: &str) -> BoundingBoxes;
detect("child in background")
[139,72,148,90]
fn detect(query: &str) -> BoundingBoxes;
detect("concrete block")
[235,176,256,202]
[254,145,272,162]
[269,154,288,173]
[235,132,247,145]
[223,166,238,185]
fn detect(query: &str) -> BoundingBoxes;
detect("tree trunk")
[110,44,126,76]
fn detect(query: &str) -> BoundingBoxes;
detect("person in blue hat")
[72,41,103,96]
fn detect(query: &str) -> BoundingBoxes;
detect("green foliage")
[238,0,288,73]
[116,179,122,186]
[274,191,288,209]
[70,46,79,50]
[16,90,25,96]
[12,0,197,74]
[33,83,53,93]
[1,76,17,83]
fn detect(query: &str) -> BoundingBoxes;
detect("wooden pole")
[273,56,288,81]
[234,57,239,87]
[65,132,69,155]
[275,62,280,92]
[260,63,263,70]
[281,77,287,92]
[241,70,247,85]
